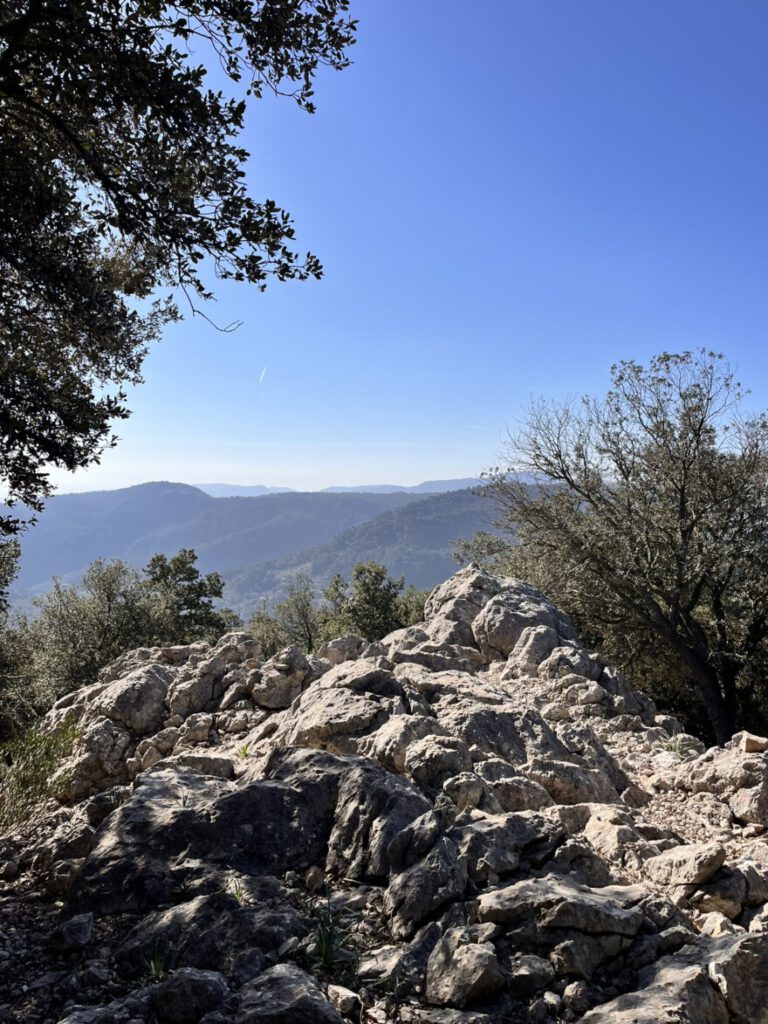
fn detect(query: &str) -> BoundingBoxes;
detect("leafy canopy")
[484,351,768,744]
[247,562,428,655]
[0,0,356,535]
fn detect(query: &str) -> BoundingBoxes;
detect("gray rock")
[470,578,575,659]
[425,926,504,1008]
[522,756,620,805]
[405,735,473,792]
[250,645,311,709]
[234,963,343,1022]
[92,664,171,735]
[118,890,305,980]
[477,874,644,936]
[581,959,728,1023]
[150,968,229,1023]
[707,933,768,1023]
[327,764,430,880]
[316,635,366,665]
[49,912,94,950]
[644,842,726,886]
[385,835,468,938]
[507,953,556,996]
[358,923,442,999]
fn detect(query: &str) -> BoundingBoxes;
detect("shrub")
[0,721,77,831]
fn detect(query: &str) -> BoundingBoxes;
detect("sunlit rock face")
[6,566,768,1023]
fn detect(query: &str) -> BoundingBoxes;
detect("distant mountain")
[9,483,430,597]
[222,487,500,618]
[193,478,485,497]
[196,484,294,498]
[321,478,483,494]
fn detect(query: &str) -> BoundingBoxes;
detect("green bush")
[0,721,77,831]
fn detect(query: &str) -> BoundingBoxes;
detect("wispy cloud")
[258,366,268,385]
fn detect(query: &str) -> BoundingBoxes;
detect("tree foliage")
[484,351,768,744]
[328,561,410,641]
[247,562,428,656]
[144,548,236,643]
[0,0,356,536]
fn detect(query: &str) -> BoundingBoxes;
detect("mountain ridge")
[9,483,430,594]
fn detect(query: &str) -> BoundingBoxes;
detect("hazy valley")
[8,480,497,616]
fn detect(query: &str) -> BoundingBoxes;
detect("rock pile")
[2,565,768,1022]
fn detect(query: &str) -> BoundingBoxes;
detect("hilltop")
[2,566,768,1022]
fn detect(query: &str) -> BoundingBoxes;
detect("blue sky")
[51,0,768,492]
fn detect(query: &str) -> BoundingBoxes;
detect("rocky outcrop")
[2,565,768,1023]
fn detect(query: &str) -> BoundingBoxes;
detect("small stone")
[735,731,768,753]
[49,912,94,951]
[305,865,325,894]
[507,953,556,996]
[327,983,360,1016]
[699,912,741,937]
[563,980,591,1014]
[529,990,562,1022]
[277,936,299,957]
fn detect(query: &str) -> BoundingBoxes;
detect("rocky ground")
[2,565,768,1023]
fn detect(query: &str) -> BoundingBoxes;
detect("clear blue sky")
[52,0,768,492]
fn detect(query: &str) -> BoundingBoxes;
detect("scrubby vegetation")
[247,562,428,658]
[461,350,768,744]
[0,547,423,747]
[0,720,77,830]
[0,549,236,739]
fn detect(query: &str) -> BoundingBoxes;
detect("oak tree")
[0,0,356,535]
[487,351,768,744]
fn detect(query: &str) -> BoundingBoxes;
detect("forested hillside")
[8,484,429,595]
[223,487,498,616]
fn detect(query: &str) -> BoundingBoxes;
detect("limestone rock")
[317,635,366,665]
[425,926,504,1008]
[234,963,343,1022]
[56,716,133,799]
[707,933,768,1023]
[15,567,768,1024]
[477,874,644,936]
[250,645,311,709]
[405,735,473,792]
[522,756,620,805]
[422,565,503,648]
[472,585,566,658]
[385,835,468,938]
[49,912,93,950]
[150,967,229,1024]
[580,959,729,1023]
[735,731,768,754]
[503,624,560,678]
[91,664,171,735]
[644,842,726,887]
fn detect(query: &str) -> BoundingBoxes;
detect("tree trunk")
[694,665,736,745]
[665,632,736,745]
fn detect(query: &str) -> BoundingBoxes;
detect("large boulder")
[91,664,171,735]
